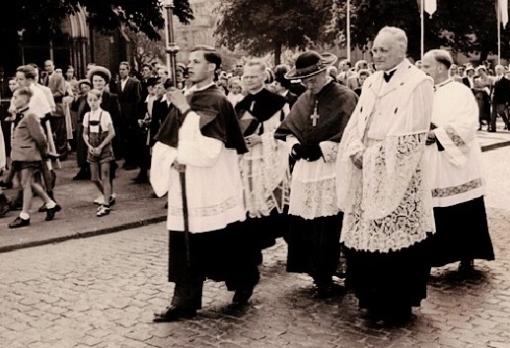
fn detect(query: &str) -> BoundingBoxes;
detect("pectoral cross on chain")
[310,100,319,127]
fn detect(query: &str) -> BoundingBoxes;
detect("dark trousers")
[50,116,68,157]
[76,125,88,170]
[123,122,143,167]
[490,103,510,131]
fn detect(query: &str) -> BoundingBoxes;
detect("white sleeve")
[432,87,478,166]
[177,112,223,167]
[150,142,178,197]
[101,112,114,131]
[82,113,89,128]
[319,141,339,163]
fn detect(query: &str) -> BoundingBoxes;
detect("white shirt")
[120,78,128,92]
[83,109,113,134]
[29,83,52,118]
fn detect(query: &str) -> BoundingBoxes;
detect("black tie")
[383,69,396,82]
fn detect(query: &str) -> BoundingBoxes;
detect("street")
[1,145,510,348]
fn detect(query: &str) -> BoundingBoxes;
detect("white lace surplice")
[337,61,435,253]
[288,137,340,220]
[239,110,291,218]
[425,80,485,207]
[150,112,246,233]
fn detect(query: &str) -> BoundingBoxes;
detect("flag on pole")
[498,0,509,27]
[424,0,437,15]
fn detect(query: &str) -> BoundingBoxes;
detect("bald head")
[371,26,407,71]
[421,49,452,84]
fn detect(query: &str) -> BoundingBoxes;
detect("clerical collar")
[383,59,406,82]
[314,77,334,96]
[248,86,265,95]
[188,82,215,93]
[16,107,29,115]
[435,78,453,89]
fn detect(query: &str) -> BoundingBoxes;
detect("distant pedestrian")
[82,89,116,217]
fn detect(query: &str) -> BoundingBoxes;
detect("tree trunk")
[274,43,282,66]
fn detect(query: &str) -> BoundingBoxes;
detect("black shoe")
[314,282,345,299]
[132,175,149,184]
[153,306,197,323]
[122,163,138,171]
[458,260,475,274]
[0,180,13,189]
[72,169,91,181]
[45,204,62,221]
[232,287,254,306]
[8,216,30,228]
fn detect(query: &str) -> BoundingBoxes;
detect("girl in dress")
[82,89,116,217]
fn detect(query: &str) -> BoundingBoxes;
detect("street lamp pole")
[163,0,179,87]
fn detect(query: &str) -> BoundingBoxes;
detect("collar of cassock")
[16,107,29,118]
[383,68,397,82]
[434,78,453,91]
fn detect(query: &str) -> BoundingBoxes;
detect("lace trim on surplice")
[289,177,339,220]
[432,178,483,198]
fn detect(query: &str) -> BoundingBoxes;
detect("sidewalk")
[478,122,510,151]
[0,156,167,252]
[1,127,509,254]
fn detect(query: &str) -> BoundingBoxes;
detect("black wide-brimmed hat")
[285,51,338,80]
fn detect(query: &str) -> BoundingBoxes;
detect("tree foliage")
[214,0,336,64]
[0,0,193,40]
[335,0,510,61]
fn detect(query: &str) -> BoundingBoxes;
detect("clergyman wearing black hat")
[275,50,358,297]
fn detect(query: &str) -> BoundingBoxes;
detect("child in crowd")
[82,89,116,217]
[8,87,60,228]
[227,77,244,106]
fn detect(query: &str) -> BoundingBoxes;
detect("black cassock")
[275,80,358,286]
[154,85,259,309]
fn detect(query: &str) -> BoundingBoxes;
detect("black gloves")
[291,143,323,162]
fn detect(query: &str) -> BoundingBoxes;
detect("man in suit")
[43,60,68,159]
[490,66,510,132]
[110,62,142,169]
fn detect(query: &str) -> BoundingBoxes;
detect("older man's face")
[371,33,404,71]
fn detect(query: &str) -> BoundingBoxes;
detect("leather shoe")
[232,287,254,306]
[132,175,149,184]
[73,169,91,181]
[153,305,197,322]
[9,216,30,228]
[0,180,13,189]
[45,204,62,221]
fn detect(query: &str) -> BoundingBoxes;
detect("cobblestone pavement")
[1,147,510,348]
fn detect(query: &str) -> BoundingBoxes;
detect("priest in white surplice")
[336,27,435,323]
[236,59,291,251]
[150,46,260,322]
[421,49,494,274]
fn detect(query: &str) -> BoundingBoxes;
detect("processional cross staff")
[163,0,191,267]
